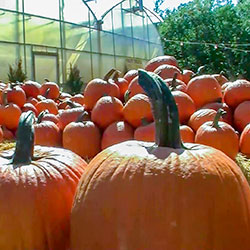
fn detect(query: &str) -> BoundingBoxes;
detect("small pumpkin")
[0,111,87,250]
[195,109,239,159]
[40,80,60,100]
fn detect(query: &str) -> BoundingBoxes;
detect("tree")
[156,0,250,80]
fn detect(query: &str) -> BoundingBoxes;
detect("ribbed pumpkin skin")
[239,123,250,156]
[233,101,250,132]
[0,146,87,250]
[186,75,222,108]
[71,140,250,250]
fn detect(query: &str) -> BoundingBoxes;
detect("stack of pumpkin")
[1,68,250,249]
[0,55,249,163]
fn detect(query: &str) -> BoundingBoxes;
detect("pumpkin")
[239,123,250,156]
[164,77,187,93]
[188,108,220,132]
[223,79,250,109]
[233,101,250,132]
[91,96,124,129]
[200,101,233,125]
[0,111,87,250]
[70,94,85,106]
[83,69,120,110]
[125,75,146,100]
[123,93,153,128]
[0,126,3,143]
[21,80,41,98]
[40,80,60,100]
[2,126,15,140]
[181,69,194,84]
[195,109,239,159]
[154,64,183,81]
[180,124,195,143]
[144,55,179,72]
[6,84,26,108]
[35,99,58,115]
[101,121,134,150]
[70,70,250,250]
[123,69,138,85]
[21,102,38,116]
[26,96,39,106]
[212,72,229,86]
[172,90,196,124]
[111,70,129,102]
[2,103,22,130]
[34,110,62,147]
[186,74,222,108]
[63,112,101,160]
[134,121,155,142]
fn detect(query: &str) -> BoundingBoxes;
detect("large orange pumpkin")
[144,55,179,72]
[83,69,120,110]
[70,70,250,250]
[239,123,250,156]
[101,121,134,150]
[223,79,250,109]
[195,109,239,159]
[40,80,60,100]
[186,74,222,108]
[0,111,87,250]
[6,84,26,108]
[233,100,250,132]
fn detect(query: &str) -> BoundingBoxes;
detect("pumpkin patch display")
[0,111,87,250]
[70,70,250,250]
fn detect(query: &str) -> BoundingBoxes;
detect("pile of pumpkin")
[1,67,250,250]
[0,55,249,162]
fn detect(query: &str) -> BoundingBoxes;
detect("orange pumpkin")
[63,112,101,160]
[71,70,250,250]
[134,121,155,142]
[239,123,250,156]
[123,69,138,85]
[123,93,153,128]
[233,100,250,132]
[111,71,129,102]
[40,80,60,100]
[69,94,85,106]
[154,64,183,81]
[2,103,22,130]
[6,84,26,108]
[164,77,187,93]
[186,74,222,108]
[83,69,120,110]
[0,111,87,250]
[21,80,41,98]
[195,109,239,159]
[35,99,58,115]
[125,76,146,100]
[223,79,250,109]
[91,96,123,129]
[0,126,3,143]
[172,90,196,124]
[144,55,179,72]
[101,121,134,150]
[212,73,229,86]
[21,102,38,116]
[182,69,194,84]
[180,125,195,143]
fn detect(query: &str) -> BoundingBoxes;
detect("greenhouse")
[0,0,163,86]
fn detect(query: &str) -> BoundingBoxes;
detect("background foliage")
[154,0,250,80]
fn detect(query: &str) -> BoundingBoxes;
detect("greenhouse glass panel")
[65,50,92,84]
[114,34,133,57]
[0,0,22,11]
[23,0,59,20]
[25,16,60,47]
[100,31,114,55]
[90,29,100,53]
[133,39,147,59]
[64,23,90,51]
[0,11,23,43]
[34,53,59,84]
[0,43,21,82]
[115,56,127,75]
[149,43,164,58]
[131,12,145,40]
[147,21,161,44]
[63,0,92,26]
[112,5,123,35]
[99,55,115,79]
[101,10,113,32]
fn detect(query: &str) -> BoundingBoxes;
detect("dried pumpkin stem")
[212,108,226,128]
[138,69,182,148]
[12,111,35,165]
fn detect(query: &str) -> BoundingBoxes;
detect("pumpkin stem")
[2,91,8,106]
[138,69,182,148]
[37,109,49,123]
[169,73,178,91]
[76,111,90,122]
[12,111,35,165]
[112,70,121,81]
[103,68,117,81]
[212,108,226,128]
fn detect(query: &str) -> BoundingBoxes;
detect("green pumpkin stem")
[138,69,182,148]
[12,111,35,165]
[212,108,226,128]
[36,109,49,123]
[103,68,117,81]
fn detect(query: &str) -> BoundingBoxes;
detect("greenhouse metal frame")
[0,0,163,86]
